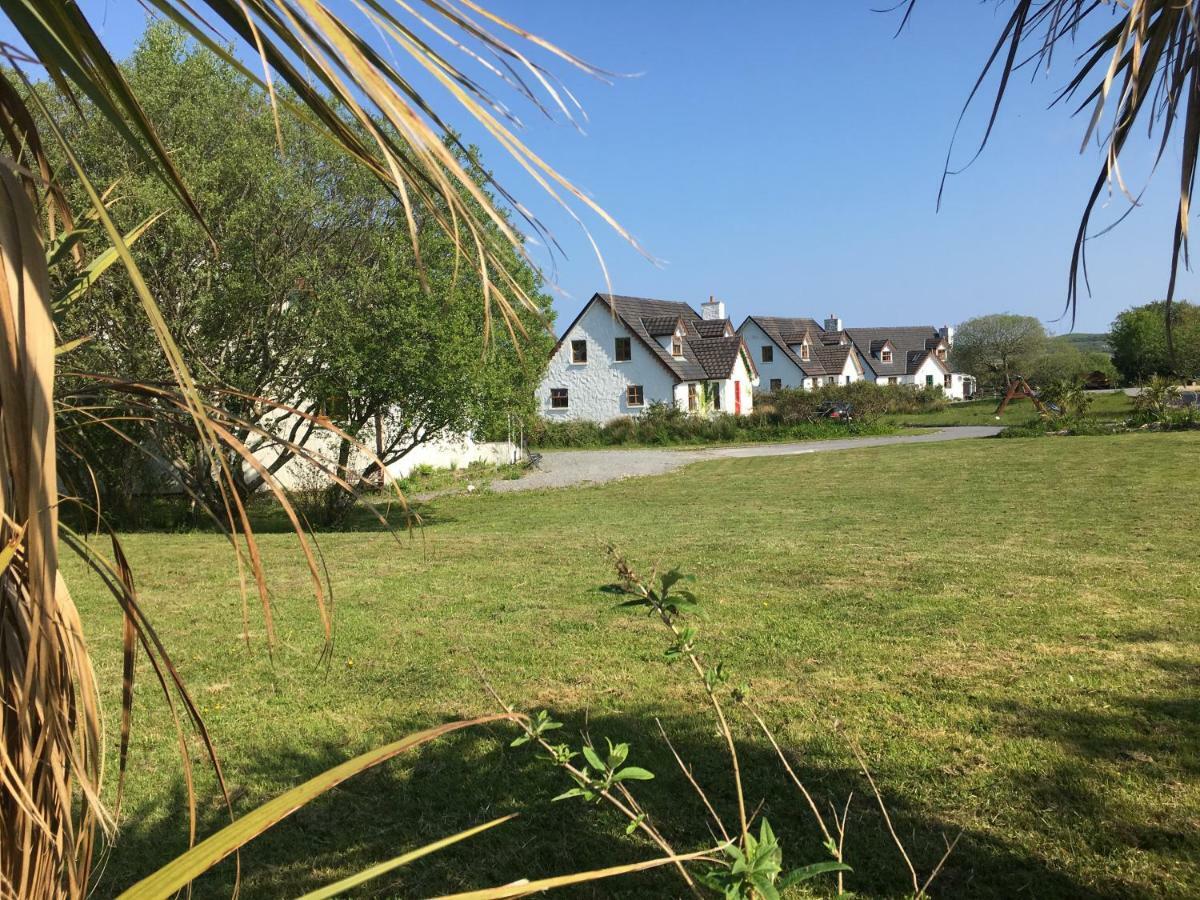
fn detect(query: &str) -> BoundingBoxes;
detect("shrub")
[604,415,638,444]
[1039,379,1093,426]
[1132,375,1181,423]
[527,383,957,448]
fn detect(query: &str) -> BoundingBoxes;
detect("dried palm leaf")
[905,0,1200,344]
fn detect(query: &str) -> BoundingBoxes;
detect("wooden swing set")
[995,377,1049,416]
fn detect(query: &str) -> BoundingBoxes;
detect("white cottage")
[537,293,759,422]
[736,314,866,391]
[738,313,974,400]
[843,325,973,399]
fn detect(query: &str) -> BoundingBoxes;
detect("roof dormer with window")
[868,339,895,364]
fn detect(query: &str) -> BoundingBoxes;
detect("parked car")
[817,401,855,422]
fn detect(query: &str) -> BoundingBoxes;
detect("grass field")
[881,391,1135,427]
[70,432,1199,898]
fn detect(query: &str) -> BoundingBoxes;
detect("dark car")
[817,401,855,422]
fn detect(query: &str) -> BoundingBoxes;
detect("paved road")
[489,426,1002,493]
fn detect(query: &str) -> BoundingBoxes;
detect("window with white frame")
[881,348,892,363]
[570,340,587,364]
[671,333,684,357]
[800,342,810,361]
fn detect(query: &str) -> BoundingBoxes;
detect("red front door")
[734,381,741,415]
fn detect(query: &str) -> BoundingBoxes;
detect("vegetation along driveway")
[496,425,1002,492]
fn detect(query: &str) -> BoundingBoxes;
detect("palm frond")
[905,0,1200,335]
[0,3,637,897]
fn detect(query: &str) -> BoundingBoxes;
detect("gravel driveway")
[490,426,1001,493]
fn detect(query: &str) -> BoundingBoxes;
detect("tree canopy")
[950,314,1047,391]
[50,25,553,517]
[1108,301,1200,384]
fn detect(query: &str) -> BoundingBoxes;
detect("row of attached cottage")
[537,293,976,421]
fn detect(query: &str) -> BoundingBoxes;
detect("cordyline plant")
[499,547,963,899]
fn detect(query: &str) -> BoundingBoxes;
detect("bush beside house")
[531,382,946,447]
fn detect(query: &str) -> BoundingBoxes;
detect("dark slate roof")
[814,343,855,376]
[690,335,745,380]
[694,319,731,338]
[843,326,949,377]
[597,294,749,381]
[642,314,682,336]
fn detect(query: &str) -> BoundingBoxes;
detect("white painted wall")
[259,421,518,492]
[729,351,756,415]
[673,381,693,412]
[536,299,679,422]
[943,373,968,400]
[738,319,805,390]
[840,353,864,385]
[909,355,947,392]
[861,355,969,398]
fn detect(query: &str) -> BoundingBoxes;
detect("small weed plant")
[498,548,959,899]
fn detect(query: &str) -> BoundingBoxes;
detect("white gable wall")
[536,300,679,422]
[841,353,863,384]
[910,354,946,390]
[738,319,805,390]
[943,373,968,400]
[728,349,755,414]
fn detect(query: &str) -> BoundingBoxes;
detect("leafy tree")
[1029,338,1118,388]
[0,3,616,897]
[1108,300,1200,384]
[49,26,553,514]
[950,314,1047,391]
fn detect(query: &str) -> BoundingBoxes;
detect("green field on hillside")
[71,432,1199,898]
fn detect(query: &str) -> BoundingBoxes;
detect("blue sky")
[9,1,1195,333]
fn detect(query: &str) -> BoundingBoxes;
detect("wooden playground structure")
[995,377,1050,416]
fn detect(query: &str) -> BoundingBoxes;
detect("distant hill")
[1052,332,1111,354]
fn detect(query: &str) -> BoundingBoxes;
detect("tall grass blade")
[428,847,725,900]
[296,814,517,900]
[117,715,519,899]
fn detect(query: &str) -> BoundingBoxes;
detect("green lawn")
[881,391,1135,427]
[70,432,1199,898]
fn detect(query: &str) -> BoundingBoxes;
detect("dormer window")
[800,342,810,361]
[881,349,892,363]
[671,334,684,358]
[936,346,947,361]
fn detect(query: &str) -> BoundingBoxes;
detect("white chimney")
[939,324,955,346]
[702,295,726,321]
[824,313,843,333]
